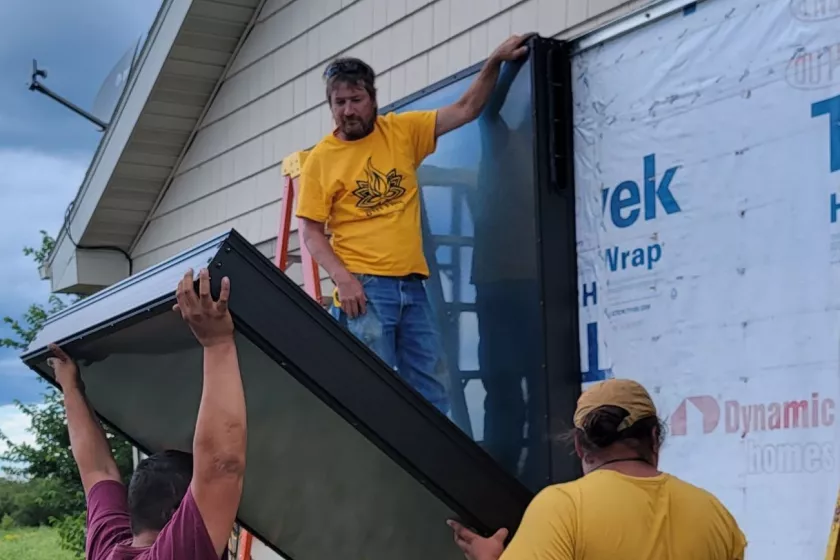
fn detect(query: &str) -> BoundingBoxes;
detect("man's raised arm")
[47,344,122,496]
[434,33,534,138]
[174,268,247,557]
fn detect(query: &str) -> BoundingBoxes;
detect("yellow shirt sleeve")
[393,110,438,167]
[500,487,576,560]
[295,150,331,223]
[732,531,747,560]
[722,504,748,560]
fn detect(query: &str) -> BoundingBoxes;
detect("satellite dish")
[91,34,145,124]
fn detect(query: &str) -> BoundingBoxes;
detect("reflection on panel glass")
[32,308,462,560]
[399,59,546,490]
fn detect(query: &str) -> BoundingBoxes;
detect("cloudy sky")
[0,1,162,452]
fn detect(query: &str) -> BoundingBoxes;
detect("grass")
[0,526,76,560]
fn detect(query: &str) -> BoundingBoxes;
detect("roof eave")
[47,0,190,293]
[46,0,263,294]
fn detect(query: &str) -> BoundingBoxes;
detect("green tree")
[1,231,68,351]
[0,477,78,527]
[0,230,134,557]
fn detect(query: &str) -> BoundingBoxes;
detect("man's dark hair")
[573,405,666,458]
[322,57,377,104]
[128,450,194,535]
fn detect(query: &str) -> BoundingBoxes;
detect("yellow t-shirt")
[501,470,747,560]
[295,110,438,277]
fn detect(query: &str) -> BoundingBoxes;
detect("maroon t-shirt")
[86,480,220,560]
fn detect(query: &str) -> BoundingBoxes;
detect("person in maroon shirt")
[47,268,246,560]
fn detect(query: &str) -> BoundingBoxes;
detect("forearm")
[301,222,353,283]
[193,340,246,474]
[62,385,120,490]
[456,56,503,120]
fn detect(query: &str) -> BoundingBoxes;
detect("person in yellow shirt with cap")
[448,378,748,560]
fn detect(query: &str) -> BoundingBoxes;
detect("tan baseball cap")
[573,379,657,431]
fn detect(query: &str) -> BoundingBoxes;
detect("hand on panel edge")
[489,33,536,64]
[173,268,235,348]
[447,519,509,560]
[47,343,82,392]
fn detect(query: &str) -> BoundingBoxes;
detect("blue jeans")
[330,274,451,415]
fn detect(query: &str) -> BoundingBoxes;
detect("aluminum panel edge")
[24,231,230,356]
[211,232,534,537]
[529,36,583,484]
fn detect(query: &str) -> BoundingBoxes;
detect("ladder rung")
[441,303,477,314]
[432,235,474,247]
[456,370,482,381]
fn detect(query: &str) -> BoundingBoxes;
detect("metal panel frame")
[529,37,583,483]
[22,229,532,558]
[381,36,583,486]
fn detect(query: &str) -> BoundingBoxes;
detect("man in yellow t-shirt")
[296,35,532,415]
[448,379,748,560]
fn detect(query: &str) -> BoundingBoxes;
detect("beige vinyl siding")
[131,0,652,281]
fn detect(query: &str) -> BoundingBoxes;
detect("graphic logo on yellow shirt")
[352,157,406,214]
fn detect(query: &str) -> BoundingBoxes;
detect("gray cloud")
[0,148,87,405]
[0,0,162,154]
[0,0,162,408]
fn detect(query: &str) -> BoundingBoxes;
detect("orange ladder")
[230,150,321,560]
[228,523,251,560]
[274,150,323,300]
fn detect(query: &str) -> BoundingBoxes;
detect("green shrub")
[51,513,86,559]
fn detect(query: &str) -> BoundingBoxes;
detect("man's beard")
[341,116,375,140]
